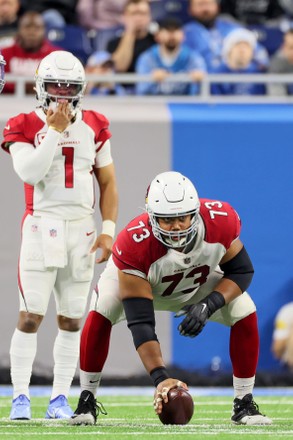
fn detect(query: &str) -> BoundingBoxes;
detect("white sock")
[51,329,80,400]
[233,375,255,399]
[10,328,37,399]
[79,369,102,396]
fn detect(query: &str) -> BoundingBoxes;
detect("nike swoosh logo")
[115,245,122,255]
[86,231,95,236]
[89,379,100,383]
[5,125,10,130]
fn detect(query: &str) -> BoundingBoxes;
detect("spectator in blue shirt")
[135,16,206,95]
[184,0,268,71]
[211,28,266,95]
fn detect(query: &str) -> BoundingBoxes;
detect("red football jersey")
[112,200,240,303]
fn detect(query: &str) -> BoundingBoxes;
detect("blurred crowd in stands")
[1,0,293,96]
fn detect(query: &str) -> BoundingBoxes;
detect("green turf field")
[0,394,292,440]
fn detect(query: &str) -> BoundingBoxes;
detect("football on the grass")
[158,386,194,425]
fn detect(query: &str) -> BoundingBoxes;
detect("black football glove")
[177,291,225,338]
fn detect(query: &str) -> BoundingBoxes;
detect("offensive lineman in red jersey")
[1,50,118,420]
[71,171,272,426]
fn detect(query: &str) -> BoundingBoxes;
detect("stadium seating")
[46,25,94,64]
[247,24,283,56]
[150,0,190,23]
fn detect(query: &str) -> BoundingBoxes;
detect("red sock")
[80,310,112,372]
[230,312,259,378]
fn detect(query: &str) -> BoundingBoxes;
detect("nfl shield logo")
[31,224,38,232]
[49,229,57,238]
[184,257,191,264]
[63,131,69,138]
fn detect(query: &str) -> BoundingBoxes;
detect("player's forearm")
[99,179,118,223]
[137,340,166,374]
[212,278,241,304]
[10,128,60,185]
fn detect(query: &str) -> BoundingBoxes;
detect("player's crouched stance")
[70,171,272,426]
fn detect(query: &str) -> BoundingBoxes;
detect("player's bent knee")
[210,292,256,326]
[89,286,125,325]
[228,292,257,325]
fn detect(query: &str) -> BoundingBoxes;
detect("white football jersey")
[112,199,241,307]
[2,108,112,220]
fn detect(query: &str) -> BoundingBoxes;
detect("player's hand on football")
[90,234,113,263]
[178,302,209,337]
[46,101,72,133]
[153,379,188,415]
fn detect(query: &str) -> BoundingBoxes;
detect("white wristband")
[101,220,116,238]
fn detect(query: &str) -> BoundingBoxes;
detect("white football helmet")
[0,54,6,93]
[146,171,200,248]
[35,50,86,114]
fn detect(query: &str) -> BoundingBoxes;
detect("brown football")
[158,386,194,425]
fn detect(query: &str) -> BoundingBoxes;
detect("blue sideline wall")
[169,103,293,373]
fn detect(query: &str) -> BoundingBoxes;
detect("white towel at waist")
[41,217,67,268]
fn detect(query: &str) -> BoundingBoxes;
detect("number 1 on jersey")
[62,147,74,188]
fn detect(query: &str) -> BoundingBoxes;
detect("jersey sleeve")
[94,139,113,168]
[1,112,41,153]
[200,199,241,249]
[82,110,112,147]
[112,213,166,278]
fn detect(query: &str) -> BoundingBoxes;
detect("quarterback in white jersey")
[1,51,118,421]
[71,171,271,427]
[272,302,293,369]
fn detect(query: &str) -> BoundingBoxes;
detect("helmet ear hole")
[146,171,200,249]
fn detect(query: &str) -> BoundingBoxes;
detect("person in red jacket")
[2,10,60,94]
